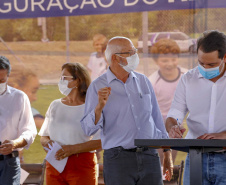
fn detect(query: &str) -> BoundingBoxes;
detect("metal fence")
[1,7,226,168]
[0,8,226,78]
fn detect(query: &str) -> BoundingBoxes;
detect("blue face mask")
[198,61,224,79]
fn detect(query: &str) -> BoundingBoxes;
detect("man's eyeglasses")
[115,48,138,56]
[60,75,74,81]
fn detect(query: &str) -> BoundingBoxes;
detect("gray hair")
[105,36,133,64]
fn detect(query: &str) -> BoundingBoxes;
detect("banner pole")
[142,11,149,76]
[65,16,70,63]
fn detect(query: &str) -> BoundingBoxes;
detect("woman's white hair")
[105,36,133,64]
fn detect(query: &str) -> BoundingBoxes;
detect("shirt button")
[132,105,134,108]
[138,127,140,130]
[128,94,130,97]
[135,115,137,118]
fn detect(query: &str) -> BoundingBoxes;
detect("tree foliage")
[0,9,225,41]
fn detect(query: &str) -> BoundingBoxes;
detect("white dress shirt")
[0,86,37,149]
[167,67,226,139]
[39,100,100,147]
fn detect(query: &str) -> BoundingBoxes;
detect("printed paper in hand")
[45,142,68,173]
[161,166,166,180]
[20,168,29,184]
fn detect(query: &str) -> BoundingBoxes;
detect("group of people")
[0,29,226,185]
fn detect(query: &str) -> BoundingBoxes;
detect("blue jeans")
[183,152,226,185]
[103,147,163,185]
[0,157,21,185]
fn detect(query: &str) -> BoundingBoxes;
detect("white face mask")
[58,79,74,96]
[118,53,139,73]
[0,82,7,95]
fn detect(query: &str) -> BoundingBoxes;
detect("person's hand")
[168,125,186,138]
[163,150,174,181]
[97,87,111,109]
[197,131,226,139]
[96,149,102,161]
[42,140,54,152]
[0,140,15,155]
[55,145,74,160]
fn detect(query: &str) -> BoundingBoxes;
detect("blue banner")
[0,0,225,20]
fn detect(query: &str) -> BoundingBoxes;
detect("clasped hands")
[0,140,15,155]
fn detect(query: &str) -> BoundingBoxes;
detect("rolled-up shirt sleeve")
[81,83,103,136]
[167,75,188,123]
[91,129,101,140]
[18,94,37,150]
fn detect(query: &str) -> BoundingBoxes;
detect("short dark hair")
[197,30,226,59]
[0,56,11,75]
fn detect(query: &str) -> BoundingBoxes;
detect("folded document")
[45,142,68,173]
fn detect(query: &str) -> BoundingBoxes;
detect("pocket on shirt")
[137,93,152,112]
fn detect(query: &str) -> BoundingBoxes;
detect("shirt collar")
[223,70,226,77]
[0,85,11,96]
[106,68,138,84]
[198,71,203,78]
[196,65,203,78]
[5,85,11,94]
[130,71,138,79]
[106,68,117,84]
[95,52,103,58]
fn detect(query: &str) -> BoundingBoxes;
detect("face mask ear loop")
[219,60,225,74]
[68,81,78,90]
[116,54,127,67]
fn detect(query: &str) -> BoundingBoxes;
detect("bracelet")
[163,149,171,152]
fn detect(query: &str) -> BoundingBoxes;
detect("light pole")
[142,11,149,76]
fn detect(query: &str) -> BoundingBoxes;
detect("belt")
[0,151,19,161]
[122,147,149,152]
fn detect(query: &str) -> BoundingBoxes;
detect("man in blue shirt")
[81,36,173,185]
